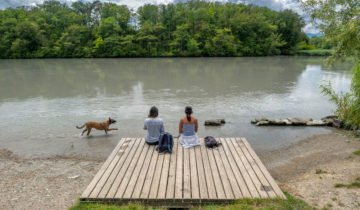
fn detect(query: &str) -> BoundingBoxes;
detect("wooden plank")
[157,152,171,199]
[130,141,155,199]
[236,138,275,198]
[199,138,216,199]
[226,138,259,198]
[183,146,191,199]
[241,138,286,199]
[115,138,147,198]
[190,146,200,199]
[194,140,208,199]
[148,151,165,199]
[81,138,125,198]
[220,138,251,198]
[106,138,142,198]
[89,138,131,198]
[122,141,151,199]
[212,139,235,199]
[166,139,178,199]
[96,138,136,198]
[217,138,243,199]
[206,142,226,199]
[229,138,267,198]
[140,144,159,199]
[174,139,183,199]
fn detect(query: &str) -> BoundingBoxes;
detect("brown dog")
[76,117,118,136]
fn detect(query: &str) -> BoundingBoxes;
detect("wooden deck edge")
[80,198,237,206]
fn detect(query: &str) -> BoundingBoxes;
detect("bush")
[320,63,360,129]
[296,49,333,56]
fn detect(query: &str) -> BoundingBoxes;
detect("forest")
[0,0,307,58]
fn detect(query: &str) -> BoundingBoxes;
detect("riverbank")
[1,132,359,209]
[261,131,360,209]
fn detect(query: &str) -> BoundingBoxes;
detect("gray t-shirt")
[143,118,164,143]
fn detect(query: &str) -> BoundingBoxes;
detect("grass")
[334,182,360,188]
[315,169,328,174]
[70,192,314,210]
[353,150,360,156]
[296,49,334,56]
[69,202,161,210]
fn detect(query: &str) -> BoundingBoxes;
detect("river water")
[0,57,353,158]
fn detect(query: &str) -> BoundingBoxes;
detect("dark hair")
[185,106,193,121]
[149,106,158,117]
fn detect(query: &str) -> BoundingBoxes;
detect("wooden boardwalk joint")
[81,137,285,206]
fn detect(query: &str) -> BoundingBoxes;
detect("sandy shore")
[0,150,102,210]
[261,131,360,209]
[1,131,359,209]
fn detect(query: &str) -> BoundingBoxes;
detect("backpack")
[157,132,174,153]
[204,136,221,148]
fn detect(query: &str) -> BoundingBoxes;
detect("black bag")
[156,132,174,153]
[204,136,221,148]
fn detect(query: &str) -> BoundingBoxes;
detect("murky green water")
[0,57,353,158]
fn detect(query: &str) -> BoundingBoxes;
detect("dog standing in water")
[76,117,118,136]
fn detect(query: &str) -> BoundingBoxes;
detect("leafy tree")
[0,0,306,58]
[301,0,360,128]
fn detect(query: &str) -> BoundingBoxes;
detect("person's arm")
[179,119,183,134]
[143,119,147,130]
[195,118,198,132]
[160,121,165,134]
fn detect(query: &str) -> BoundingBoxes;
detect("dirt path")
[261,131,360,209]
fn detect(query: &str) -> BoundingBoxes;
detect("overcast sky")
[0,0,319,33]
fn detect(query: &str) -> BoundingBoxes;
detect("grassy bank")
[70,192,313,210]
[296,49,334,56]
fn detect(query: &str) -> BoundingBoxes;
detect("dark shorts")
[146,141,158,145]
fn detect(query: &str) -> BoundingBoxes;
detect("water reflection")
[0,57,353,158]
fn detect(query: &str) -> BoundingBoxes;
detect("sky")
[0,0,319,34]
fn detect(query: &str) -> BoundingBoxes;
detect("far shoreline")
[0,54,331,60]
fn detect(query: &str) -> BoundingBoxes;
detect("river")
[0,57,353,158]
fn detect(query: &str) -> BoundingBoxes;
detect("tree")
[0,0,306,58]
[301,0,360,128]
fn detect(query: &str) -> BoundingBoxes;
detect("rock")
[282,119,292,125]
[205,119,225,126]
[332,119,343,128]
[269,119,286,125]
[67,175,79,179]
[306,120,327,126]
[354,130,360,137]
[288,118,307,126]
[256,121,270,126]
[216,119,226,124]
[255,117,269,122]
[251,120,258,124]
[323,118,334,126]
[321,115,338,120]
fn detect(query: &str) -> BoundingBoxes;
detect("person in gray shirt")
[143,106,164,145]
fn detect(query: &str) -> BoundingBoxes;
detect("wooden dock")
[81,137,285,206]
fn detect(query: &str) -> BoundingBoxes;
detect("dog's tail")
[76,123,86,129]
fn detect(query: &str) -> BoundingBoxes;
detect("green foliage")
[302,1,360,129]
[70,192,313,210]
[334,182,360,188]
[354,150,360,156]
[0,0,306,58]
[309,36,333,50]
[297,50,333,56]
[69,201,161,210]
[297,41,315,51]
[315,169,328,174]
